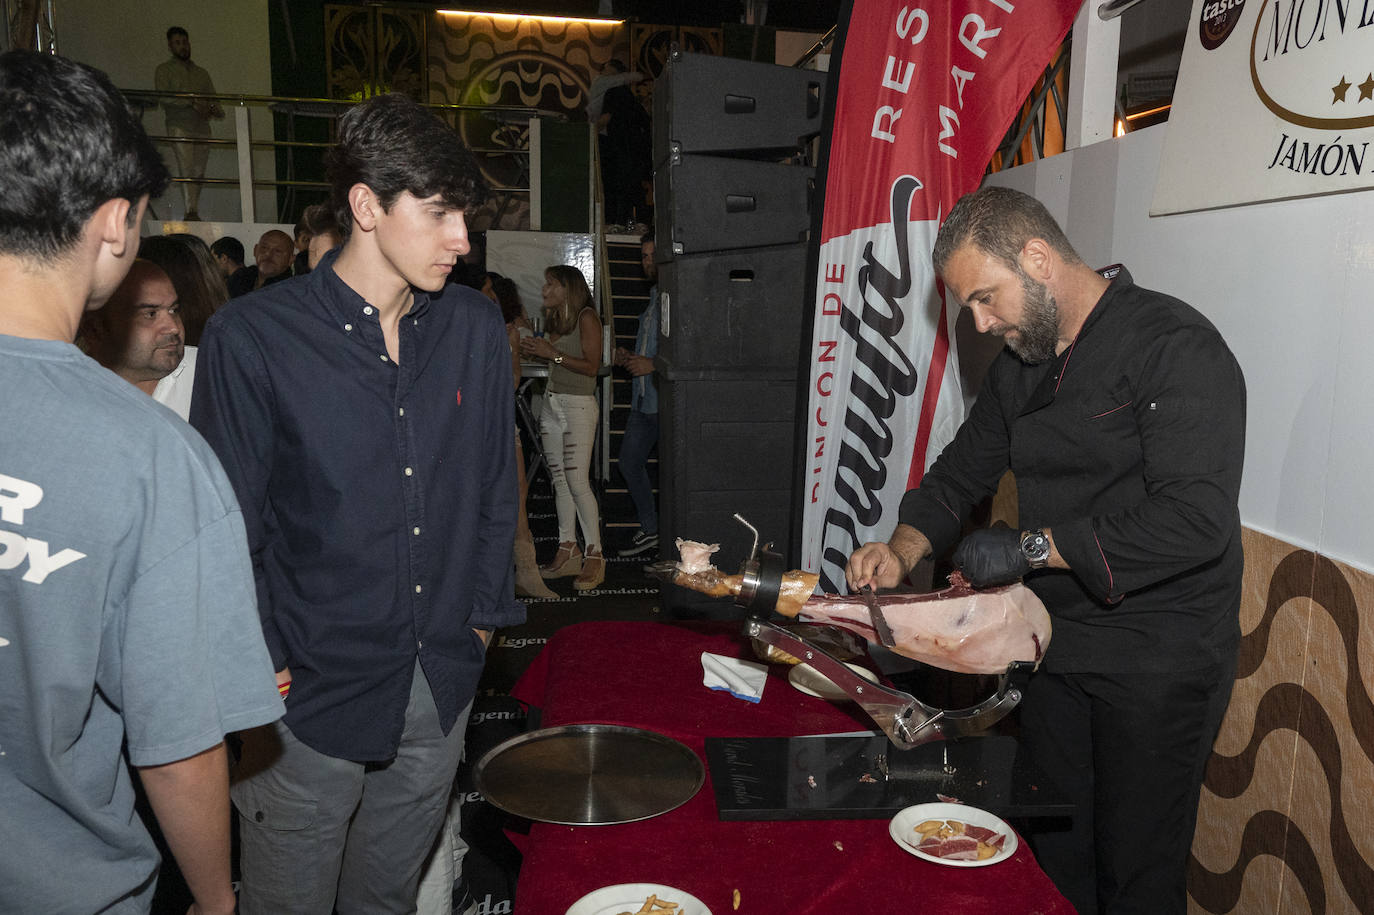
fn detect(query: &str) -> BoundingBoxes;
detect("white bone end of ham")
[674,539,720,574]
[796,576,1052,675]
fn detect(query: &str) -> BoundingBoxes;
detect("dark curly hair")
[485,272,523,324]
[324,94,488,241]
[932,186,1083,276]
[0,51,169,263]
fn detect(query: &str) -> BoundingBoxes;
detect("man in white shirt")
[83,258,197,419]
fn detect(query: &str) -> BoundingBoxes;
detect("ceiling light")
[1125,103,1171,122]
[438,9,625,25]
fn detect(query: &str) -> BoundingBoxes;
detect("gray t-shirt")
[0,335,283,913]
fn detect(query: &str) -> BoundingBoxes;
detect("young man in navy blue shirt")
[192,94,525,913]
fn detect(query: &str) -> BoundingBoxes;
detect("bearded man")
[227,229,295,298]
[847,185,1246,915]
[154,26,223,220]
[83,258,196,419]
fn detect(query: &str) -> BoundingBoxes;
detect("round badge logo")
[1199,0,1245,50]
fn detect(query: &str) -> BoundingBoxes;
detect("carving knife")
[862,585,896,647]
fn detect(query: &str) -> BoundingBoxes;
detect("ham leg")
[656,545,1051,676]
[792,573,1050,675]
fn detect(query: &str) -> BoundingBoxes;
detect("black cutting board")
[705,734,1073,821]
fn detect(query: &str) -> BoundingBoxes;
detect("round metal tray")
[473,724,704,826]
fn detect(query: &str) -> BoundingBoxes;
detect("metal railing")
[123,88,561,224]
[989,49,1072,172]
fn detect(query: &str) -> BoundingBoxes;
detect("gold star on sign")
[1333,75,1352,103]
[1360,74,1374,102]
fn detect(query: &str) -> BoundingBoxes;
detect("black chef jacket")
[900,268,1246,674]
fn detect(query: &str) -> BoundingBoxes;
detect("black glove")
[952,528,1028,587]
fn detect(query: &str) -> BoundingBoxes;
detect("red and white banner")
[801,0,1079,592]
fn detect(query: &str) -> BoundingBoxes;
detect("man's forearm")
[137,742,237,915]
[889,523,933,579]
[1040,526,1069,570]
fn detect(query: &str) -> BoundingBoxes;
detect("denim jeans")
[617,409,658,534]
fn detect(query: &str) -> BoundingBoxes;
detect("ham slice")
[912,820,1008,860]
[963,825,1006,847]
[918,834,982,860]
[659,546,1051,676]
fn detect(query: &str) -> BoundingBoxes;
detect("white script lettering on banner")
[1154,0,1374,214]
[800,0,1080,592]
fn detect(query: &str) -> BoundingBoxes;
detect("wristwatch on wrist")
[1020,529,1051,569]
[553,355,564,365]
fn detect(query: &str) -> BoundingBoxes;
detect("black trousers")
[1020,657,1236,914]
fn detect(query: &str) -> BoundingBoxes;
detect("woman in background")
[486,272,556,600]
[301,203,342,271]
[519,265,605,591]
[137,232,229,346]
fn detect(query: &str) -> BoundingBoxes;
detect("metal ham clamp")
[651,514,1044,751]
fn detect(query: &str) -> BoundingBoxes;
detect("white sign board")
[1153,0,1374,214]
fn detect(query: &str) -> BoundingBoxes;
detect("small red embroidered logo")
[455,388,462,406]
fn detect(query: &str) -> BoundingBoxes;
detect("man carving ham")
[847,186,1246,915]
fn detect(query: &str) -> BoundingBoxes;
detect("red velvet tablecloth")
[508,620,1073,914]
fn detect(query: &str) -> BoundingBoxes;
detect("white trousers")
[167,126,210,213]
[415,787,470,915]
[538,392,601,552]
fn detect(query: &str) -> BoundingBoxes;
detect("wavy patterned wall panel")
[423,17,724,230]
[426,14,625,230]
[1189,528,1374,914]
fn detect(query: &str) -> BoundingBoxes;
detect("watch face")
[1022,531,1051,564]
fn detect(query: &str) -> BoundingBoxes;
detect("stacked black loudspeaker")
[652,49,827,617]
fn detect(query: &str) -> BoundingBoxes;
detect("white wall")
[486,230,598,323]
[987,124,1373,573]
[57,0,278,223]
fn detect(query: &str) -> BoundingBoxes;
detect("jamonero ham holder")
[648,515,1052,750]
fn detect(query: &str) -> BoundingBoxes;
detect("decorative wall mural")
[325,5,427,101]
[1189,529,1374,913]
[428,13,641,230]
[324,11,730,232]
[428,14,624,113]
[630,24,723,79]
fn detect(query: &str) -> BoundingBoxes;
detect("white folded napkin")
[700,652,768,703]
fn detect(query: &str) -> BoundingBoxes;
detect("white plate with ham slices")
[889,802,1018,867]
